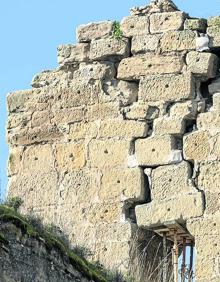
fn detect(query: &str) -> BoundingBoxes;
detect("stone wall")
[6,0,220,281]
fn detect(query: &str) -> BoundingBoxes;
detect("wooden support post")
[189,242,194,282]
[181,237,186,282]
[173,229,179,282]
[163,232,167,282]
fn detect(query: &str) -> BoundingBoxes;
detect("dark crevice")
[185,119,197,133]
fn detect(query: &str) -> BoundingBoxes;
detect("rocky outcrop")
[6,0,220,281]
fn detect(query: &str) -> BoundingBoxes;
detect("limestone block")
[85,102,120,121]
[205,192,220,215]
[55,142,86,172]
[131,34,161,54]
[117,54,184,80]
[136,193,204,227]
[169,101,197,119]
[22,144,54,173]
[57,43,90,66]
[74,61,116,81]
[99,119,147,139]
[160,30,196,52]
[139,73,195,103]
[197,112,220,135]
[135,135,178,166]
[31,110,51,128]
[52,81,101,109]
[208,16,220,27]
[120,16,149,37]
[89,139,130,168]
[151,162,194,200]
[210,133,220,159]
[184,18,207,32]
[183,131,210,161]
[87,203,122,224]
[7,89,33,113]
[68,122,98,141]
[8,172,58,209]
[154,117,185,135]
[89,37,130,61]
[198,161,220,192]
[52,107,86,125]
[207,26,220,48]
[186,51,219,79]
[99,168,145,202]
[124,102,160,120]
[77,21,114,42]
[213,93,220,111]
[102,80,138,106]
[150,12,186,33]
[8,147,23,176]
[7,112,31,129]
[209,77,220,95]
[9,125,64,146]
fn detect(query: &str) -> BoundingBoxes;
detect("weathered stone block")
[120,16,149,37]
[213,93,220,111]
[102,80,138,106]
[198,161,220,192]
[183,131,210,161]
[68,122,98,141]
[208,77,220,95]
[100,168,145,202]
[89,37,130,61]
[154,117,185,135]
[169,101,197,119]
[99,119,147,139]
[117,54,184,80]
[55,142,86,172]
[197,112,220,135]
[160,30,196,52]
[184,18,207,32]
[7,112,31,129]
[86,102,120,121]
[186,51,219,79]
[22,144,54,173]
[77,21,114,42]
[124,102,160,120]
[87,203,121,224]
[7,89,33,113]
[208,16,220,27]
[151,162,193,200]
[135,135,178,166]
[57,43,90,66]
[31,110,51,128]
[136,193,204,227]
[139,73,195,103]
[207,26,220,48]
[89,140,130,168]
[131,34,160,54]
[52,107,85,125]
[8,147,23,176]
[150,11,186,33]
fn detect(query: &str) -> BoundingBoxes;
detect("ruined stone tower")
[6,0,220,281]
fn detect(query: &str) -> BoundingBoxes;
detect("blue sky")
[0,0,220,199]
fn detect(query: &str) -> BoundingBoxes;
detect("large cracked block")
[89,37,130,61]
[117,54,184,80]
[186,51,219,79]
[89,139,130,168]
[99,168,145,202]
[135,135,179,166]
[57,43,90,66]
[136,193,204,227]
[198,161,220,192]
[55,142,86,172]
[183,131,210,161]
[98,119,147,139]
[131,34,160,54]
[160,30,196,52]
[22,144,54,173]
[77,21,114,42]
[150,11,186,33]
[139,73,195,103]
[154,116,185,135]
[120,16,149,37]
[151,162,194,200]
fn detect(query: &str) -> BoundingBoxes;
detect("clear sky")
[0,0,220,200]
